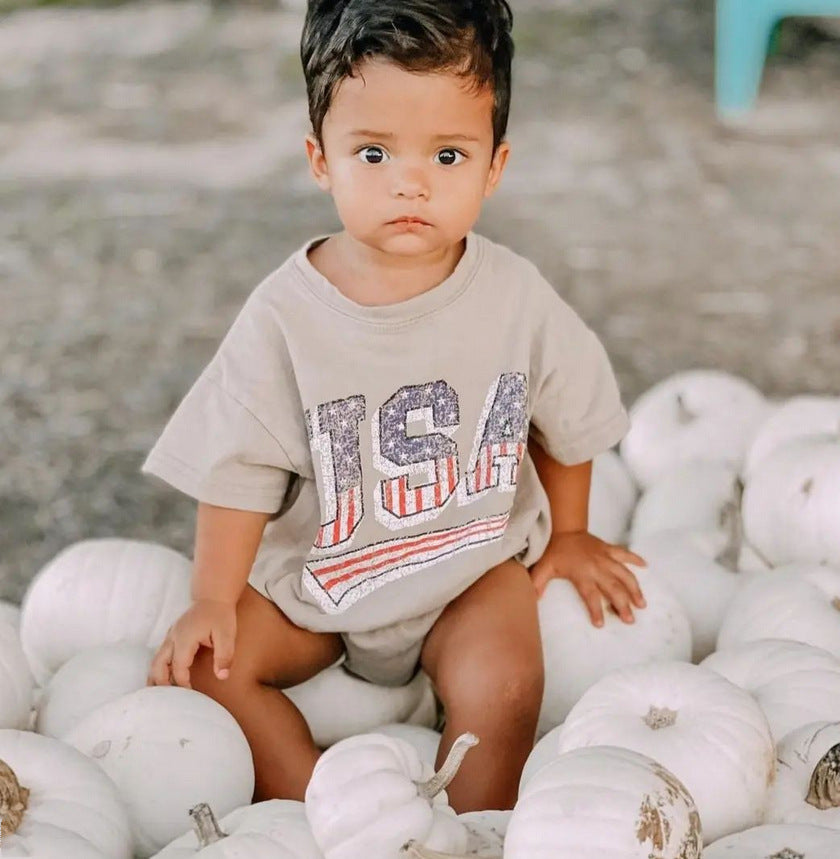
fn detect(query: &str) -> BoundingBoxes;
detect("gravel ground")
[2,0,840,601]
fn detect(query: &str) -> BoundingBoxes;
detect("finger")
[608,544,648,567]
[601,576,635,624]
[171,638,200,689]
[148,638,175,686]
[211,623,236,680]
[528,561,554,599]
[579,584,604,628]
[608,560,647,608]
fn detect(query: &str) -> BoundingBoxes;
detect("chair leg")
[716,0,778,117]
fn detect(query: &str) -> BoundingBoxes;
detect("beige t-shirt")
[141,231,630,633]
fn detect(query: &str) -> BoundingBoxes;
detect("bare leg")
[419,559,544,812]
[188,584,344,801]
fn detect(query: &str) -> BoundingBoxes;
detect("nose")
[390,162,430,200]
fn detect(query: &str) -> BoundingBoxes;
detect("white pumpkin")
[404,811,510,858]
[704,823,840,858]
[0,620,34,729]
[373,723,442,768]
[717,564,840,659]
[0,728,132,858]
[537,566,692,736]
[629,530,741,662]
[62,685,255,858]
[406,674,441,728]
[458,810,509,857]
[0,598,21,628]
[589,450,638,543]
[765,721,840,829]
[519,726,563,794]
[19,538,191,684]
[152,799,322,858]
[619,369,769,489]
[556,661,775,843]
[701,639,840,741]
[505,746,702,858]
[35,643,152,738]
[305,731,477,858]
[743,394,840,479]
[285,664,437,748]
[738,539,774,573]
[629,461,743,557]
[742,435,840,568]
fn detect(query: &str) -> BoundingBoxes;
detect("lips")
[391,217,430,225]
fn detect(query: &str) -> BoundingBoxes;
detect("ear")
[484,140,511,198]
[305,134,332,192]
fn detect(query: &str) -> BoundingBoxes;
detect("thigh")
[192,584,344,691]
[419,559,544,704]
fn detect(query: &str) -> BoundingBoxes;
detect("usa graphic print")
[303,373,529,613]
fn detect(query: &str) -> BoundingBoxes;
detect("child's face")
[305,57,510,256]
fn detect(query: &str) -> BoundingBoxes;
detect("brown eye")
[357,146,388,164]
[436,149,465,166]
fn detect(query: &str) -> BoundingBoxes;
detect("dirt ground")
[1,0,839,601]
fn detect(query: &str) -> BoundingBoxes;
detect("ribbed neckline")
[292,230,484,324]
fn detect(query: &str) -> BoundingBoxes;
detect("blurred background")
[1,0,839,601]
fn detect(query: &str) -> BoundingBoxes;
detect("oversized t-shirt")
[141,231,630,633]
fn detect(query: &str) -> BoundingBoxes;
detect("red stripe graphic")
[312,513,509,580]
[319,515,509,592]
[382,455,458,518]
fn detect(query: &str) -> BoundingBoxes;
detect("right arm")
[148,502,271,688]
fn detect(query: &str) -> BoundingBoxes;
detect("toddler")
[144,0,647,813]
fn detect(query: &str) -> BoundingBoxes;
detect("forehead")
[325,57,494,140]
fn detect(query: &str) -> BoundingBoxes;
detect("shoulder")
[208,242,315,377]
[474,232,586,328]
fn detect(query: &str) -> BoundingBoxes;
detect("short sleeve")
[528,288,630,466]
[141,274,309,513]
[141,372,294,513]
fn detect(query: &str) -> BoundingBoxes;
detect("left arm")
[528,438,646,626]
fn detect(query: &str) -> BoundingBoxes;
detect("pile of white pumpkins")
[2,368,840,859]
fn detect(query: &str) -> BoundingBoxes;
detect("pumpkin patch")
[5,372,840,857]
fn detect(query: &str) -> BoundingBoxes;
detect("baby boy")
[144,0,646,814]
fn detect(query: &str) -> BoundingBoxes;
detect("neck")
[324,232,466,306]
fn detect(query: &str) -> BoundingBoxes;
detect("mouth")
[390,217,431,226]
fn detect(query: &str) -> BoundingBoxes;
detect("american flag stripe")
[382,455,458,518]
[309,512,509,584]
[471,442,526,493]
[323,525,505,591]
[315,484,362,548]
[314,514,510,595]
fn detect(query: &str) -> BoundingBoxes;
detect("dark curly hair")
[300,0,514,153]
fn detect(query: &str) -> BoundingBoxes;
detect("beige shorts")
[333,604,446,687]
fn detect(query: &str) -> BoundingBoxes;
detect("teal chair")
[716,0,840,116]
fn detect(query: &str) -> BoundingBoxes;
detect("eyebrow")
[346,130,481,143]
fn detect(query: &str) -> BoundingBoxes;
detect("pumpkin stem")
[644,705,678,730]
[0,758,30,837]
[417,732,479,800]
[189,802,227,846]
[714,477,744,571]
[805,742,840,810]
[400,839,480,858]
[675,394,696,425]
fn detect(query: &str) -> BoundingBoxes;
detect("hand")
[147,598,237,688]
[529,530,647,627]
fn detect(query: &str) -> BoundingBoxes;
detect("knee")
[440,651,545,723]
